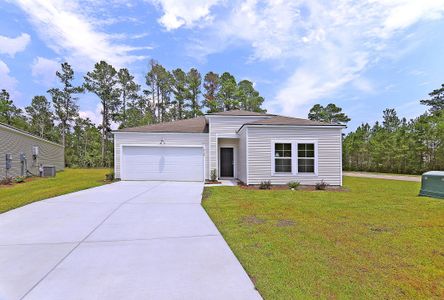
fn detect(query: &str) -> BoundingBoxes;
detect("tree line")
[0,60,266,168]
[341,84,444,174]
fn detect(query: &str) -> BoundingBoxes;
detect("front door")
[220,148,234,177]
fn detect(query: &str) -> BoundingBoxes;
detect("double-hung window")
[274,143,292,173]
[272,141,317,175]
[297,143,315,173]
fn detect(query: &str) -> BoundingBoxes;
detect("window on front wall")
[298,143,315,173]
[274,143,292,173]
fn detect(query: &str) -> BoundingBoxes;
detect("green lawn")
[0,168,110,213]
[203,177,444,299]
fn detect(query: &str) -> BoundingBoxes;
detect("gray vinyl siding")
[207,116,270,175]
[0,124,64,178]
[246,126,343,185]
[237,128,247,183]
[114,132,209,179]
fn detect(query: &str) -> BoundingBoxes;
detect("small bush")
[288,181,300,190]
[259,180,271,190]
[0,176,13,185]
[105,171,114,181]
[14,176,25,183]
[315,180,328,190]
[210,169,217,182]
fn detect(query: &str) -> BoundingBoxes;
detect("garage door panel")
[122,146,204,181]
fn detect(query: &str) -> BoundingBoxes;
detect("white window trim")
[271,140,318,177]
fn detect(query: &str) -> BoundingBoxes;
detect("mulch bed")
[239,185,348,192]
[205,180,222,184]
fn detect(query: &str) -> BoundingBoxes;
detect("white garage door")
[121,146,204,181]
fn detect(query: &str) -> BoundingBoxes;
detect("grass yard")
[203,177,444,299]
[0,168,111,213]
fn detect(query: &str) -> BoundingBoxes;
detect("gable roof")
[116,111,344,133]
[206,110,274,116]
[116,116,209,133]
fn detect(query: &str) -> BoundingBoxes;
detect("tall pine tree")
[84,61,120,167]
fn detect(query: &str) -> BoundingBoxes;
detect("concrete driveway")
[0,181,261,300]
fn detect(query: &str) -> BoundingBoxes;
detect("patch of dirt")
[249,275,257,286]
[432,250,444,257]
[205,180,221,184]
[201,188,212,201]
[276,219,296,227]
[0,176,41,188]
[369,226,392,233]
[242,215,266,225]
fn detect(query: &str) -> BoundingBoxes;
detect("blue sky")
[1,0,444,131]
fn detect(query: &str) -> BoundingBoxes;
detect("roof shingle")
[116,116,208,133]
[239,116,345,130]
[116,111,344,133]
[206,110,273,116]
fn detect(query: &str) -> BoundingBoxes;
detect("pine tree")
[84,61,120,167]
[308,103,350,124]
[117,68,140,128]
[171,68,187,120]
[48,62,83,148]
[217,72,239,111]
[0,89,26,128]
[203,72,221,113]
[25,95,53,138]
[236,80,266,112]
[186,68,202,118]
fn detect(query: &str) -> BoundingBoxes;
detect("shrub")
[14,176,25,183]
[315,180,328,190]
[210,169,217,182]
[259,180,271,190]
[288,181,300,190]
[0,176,13,185]
[105,171,114,181]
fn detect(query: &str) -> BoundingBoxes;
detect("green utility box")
[419,171,444,199]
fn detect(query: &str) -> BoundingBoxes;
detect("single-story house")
[113,110,345,185]
[0,123,64,178]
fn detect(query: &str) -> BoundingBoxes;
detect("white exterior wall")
[246,126,343,185]
[237,129,247,183]
[207,116,270,176]
[114,132,209,179]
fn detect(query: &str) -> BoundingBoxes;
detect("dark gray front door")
[220,148,234,177]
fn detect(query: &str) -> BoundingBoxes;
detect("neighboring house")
[113,110,345,185]
[0,123,64,178]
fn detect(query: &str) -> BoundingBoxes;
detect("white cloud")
[0,60,20,100]
[150,0,221,30]
[198,0,444,116]
[31,57,60,86]
[14,0,150,70]
[0,33,31,57]
[79,104,119,129]
[79,104,102,126]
